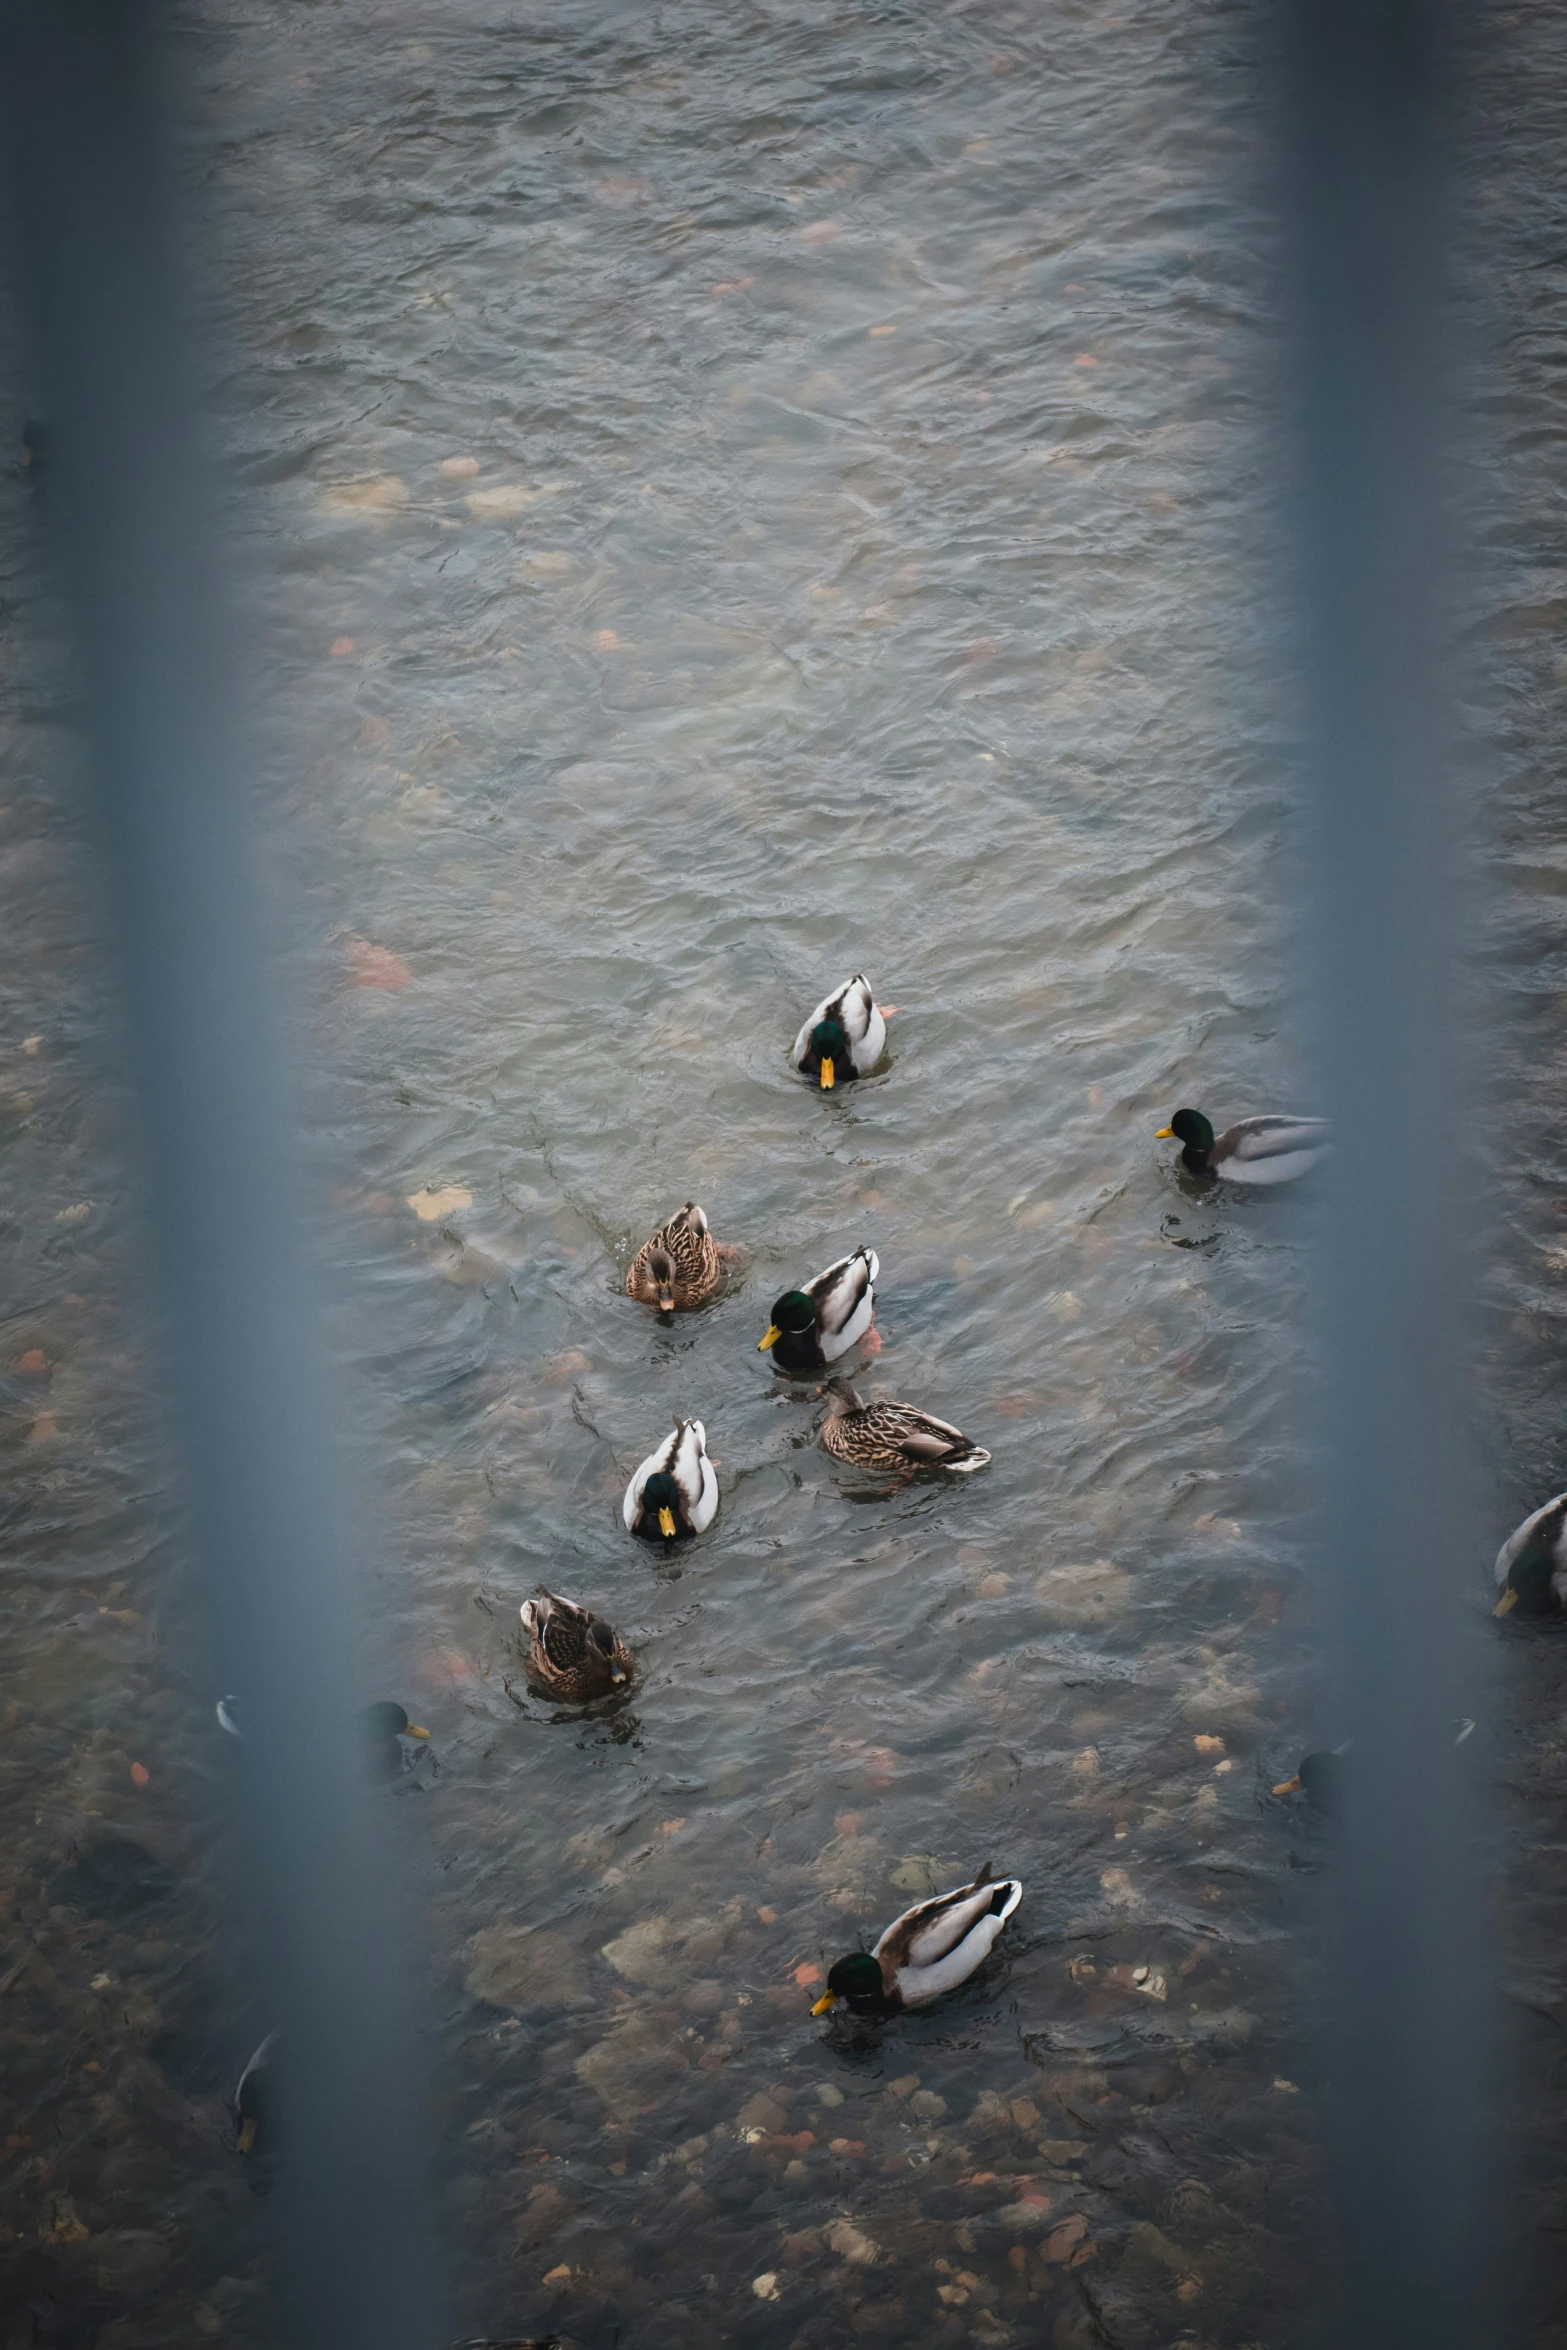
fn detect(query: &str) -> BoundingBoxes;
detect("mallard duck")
[1273,1718,1474,1810]
[818,1376,990,1474]
[623,1417,718,1542]
[758,1247,878,1371]
[1494,1492,1567,1616]
[625,1201,724,1316]
[1272,1750,1349,1814]
[811,1866,1022,2015]
[791,974,887,1090]
[1156,1109,1329,1184]
[215,1695,430,1749]
[234,2028,279,2156]
[520,1586,633,1700]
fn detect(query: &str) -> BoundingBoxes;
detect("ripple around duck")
[2,0,1567,2342]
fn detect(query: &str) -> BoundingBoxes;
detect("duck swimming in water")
[812,1866,1021,2015]
[520,1587,633,1701]
[623,1417,718,1543]
[817,1376,990,1475]
[1493,1491,1567,1617]
[758,1247,877,1373]
[791,974,887,1090]
[625,1201,726,1316]
[1156,1109,1329,1185]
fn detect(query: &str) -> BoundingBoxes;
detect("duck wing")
[864,1403,990,1470]
[671,1418,719,1529]
[528,1588,594,1673]
[1213,1116,1329,1184]
[805,1247,879,1348]
[836,974,886,1074]
[874,1872,1022,2003]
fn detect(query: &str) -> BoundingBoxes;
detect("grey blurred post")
[1284,1,1486,2343]
[0,6,438,2347]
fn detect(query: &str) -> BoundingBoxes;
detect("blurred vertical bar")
[0,7,437,2349]
[1283,2,1487,2345]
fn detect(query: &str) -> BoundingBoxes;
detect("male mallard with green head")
[818,1376,990,1474]
[521,1587,633,1701]
[811,1867,1021,2016]
[623,1417,719,1542]
[1493,1491,1567,1617]
[1156,1108,1328,1184]
[758,1246,878,1372]
[626,1201,725,1316]
[791,974,888,1090]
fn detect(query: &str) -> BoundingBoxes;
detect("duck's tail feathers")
[945,1445,991,1474]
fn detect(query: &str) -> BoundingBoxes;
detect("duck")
[758,1247,878,1372]
[818,1376,990,1474]
[623,1417,718,1542]
[811,1866,1022,2016]
[791,974,887,1090]
[233,2028,279,2156]
[625,1201,724,1316]
[1273,1720,1472,1810]
[215,1695,431,1755]
[520,1587,633,1701]
[1156,1109,1329,1184]
[1494,1492,1567,1616]
[1272,1750,1348,1814]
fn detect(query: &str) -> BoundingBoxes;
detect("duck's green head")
[640,1470,683,1541]
[810,1016,850,1090]
[811,1950,884,2014]
[1157,1108,1214,1156]
[759,1290,817,1351]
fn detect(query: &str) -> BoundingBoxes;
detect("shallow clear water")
[3,4,1567,2346]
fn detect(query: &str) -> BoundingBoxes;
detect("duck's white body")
[805,1246,878,1361]
[874,1871,1022,2005]
[1494,1490,1567,1609]
[1210,1116,1329,1185]
[792,974,886,1080]
[622,1417,719,1534]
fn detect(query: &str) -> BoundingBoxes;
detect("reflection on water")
[1,2,1566,2344]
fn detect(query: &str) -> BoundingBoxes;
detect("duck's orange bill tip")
[657,1505,677,1540]
[237,2117,258,2155]
[1155,1127,1174,1140]
[820,1057,835,1090]
[407,1723,431,1739]
[1494,1586,1520,1618]
[810,1990,839,2016]
[1272,1775,1302,1796]
[758,1325,781,1351]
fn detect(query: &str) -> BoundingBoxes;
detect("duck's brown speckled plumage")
[626,1201,723,1313]
[818,1377,990,1475]
[521,1587,633,1702]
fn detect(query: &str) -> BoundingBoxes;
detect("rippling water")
[5,4,1567,2345]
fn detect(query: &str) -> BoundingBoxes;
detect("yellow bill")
[810,1989,839,2016]
[657,1504,677,1540]
[1494,1586,1520,1618]
[406,1723,431,1739]
[1155,1126,1174,1140]
[1271,1774,1303,1796]
[819,1056,835,1090]
[237,2117,258,2155]
[758,1325,781,1351]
